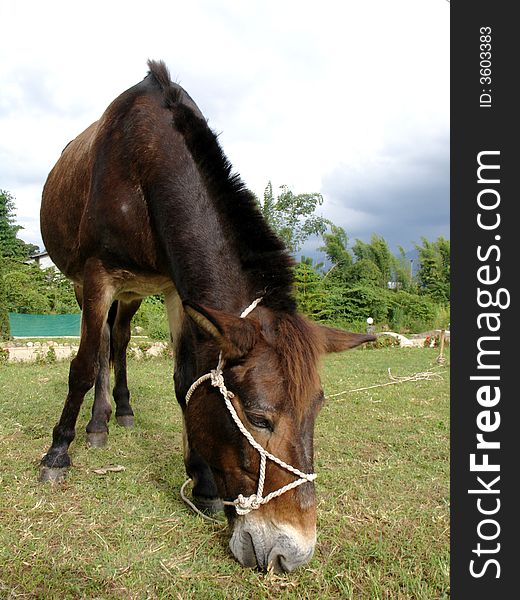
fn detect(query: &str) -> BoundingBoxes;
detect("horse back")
[40,74,204,287]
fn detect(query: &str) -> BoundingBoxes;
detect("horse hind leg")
[74,289,114,448]
[39,262,115,482]
[111,299,141,427]
[85,318,112,448]
[82,298,141,448]
[60,297,140,452]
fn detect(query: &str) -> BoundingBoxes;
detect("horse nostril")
[267,543,314,573]
[235,530,259,568]
[267,552,285,574]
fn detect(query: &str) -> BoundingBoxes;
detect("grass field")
[0,347,449,599]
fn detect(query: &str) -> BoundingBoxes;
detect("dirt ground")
[1,340,169,363]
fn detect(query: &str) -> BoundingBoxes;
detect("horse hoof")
[87,432,109,448]
[39,466,68,483]
[193,495,224,515]
[116,415,134,428]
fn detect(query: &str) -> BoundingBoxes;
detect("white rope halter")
[184,298,317,516]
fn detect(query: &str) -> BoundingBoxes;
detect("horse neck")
[153,190,255,314]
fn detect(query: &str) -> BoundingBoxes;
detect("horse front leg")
[39,263,114,482]
[182,417,223,514]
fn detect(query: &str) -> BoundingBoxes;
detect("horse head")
[182,301,374,572]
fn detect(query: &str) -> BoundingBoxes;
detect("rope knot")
[234,494,262,515]
[210,368,225,389]
[210,368,234,398]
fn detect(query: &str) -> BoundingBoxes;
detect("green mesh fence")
[8,313,81,337]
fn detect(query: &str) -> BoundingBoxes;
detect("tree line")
[259,183,449,333]
[1,185,449,340]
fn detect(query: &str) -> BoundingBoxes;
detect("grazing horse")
[39,60,375,572]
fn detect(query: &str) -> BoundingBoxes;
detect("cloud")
[0,0,449,253]
[321,133,450,251]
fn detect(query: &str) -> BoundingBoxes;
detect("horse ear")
[183,301,258,359]
[317,324,376,353]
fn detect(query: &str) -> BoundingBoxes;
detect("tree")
[293,262,328,319]
[258,182,331,253]
[0,190,21,258]
[347,258,382,286]
[0,257,10,339]
[393,246,417,293]
[319,228,399,289]
[415,236,450,302]
[2,260,52,314]
[351,235,393,289]
[319,225,353,278]
[300,255,324,272]
[0,190,39,259]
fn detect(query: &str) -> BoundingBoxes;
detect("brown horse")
[39,60,374,572]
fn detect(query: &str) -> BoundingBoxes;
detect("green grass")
[0,348,449,599]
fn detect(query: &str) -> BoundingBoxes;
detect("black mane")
[147,60,297,314]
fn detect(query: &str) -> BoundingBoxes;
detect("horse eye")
[246,413,274,432]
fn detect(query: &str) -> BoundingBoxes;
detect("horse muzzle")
[229,514,316,573]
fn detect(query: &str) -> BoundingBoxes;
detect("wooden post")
[437,329,446,364]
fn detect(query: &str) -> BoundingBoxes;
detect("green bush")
[133,296,169,341]
[3,261,50,314]
[387,291,438,333]
[320,283,390,324]
[362,334,401,350]
[35,346,57,365]
[431,303,451,330]
[294,263,332,321]
[0,347,9,363]
[0,295,9,340]
[43,269,79,313]
[1,259,79,316]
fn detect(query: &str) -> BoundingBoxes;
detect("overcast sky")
[0,0,449,258]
